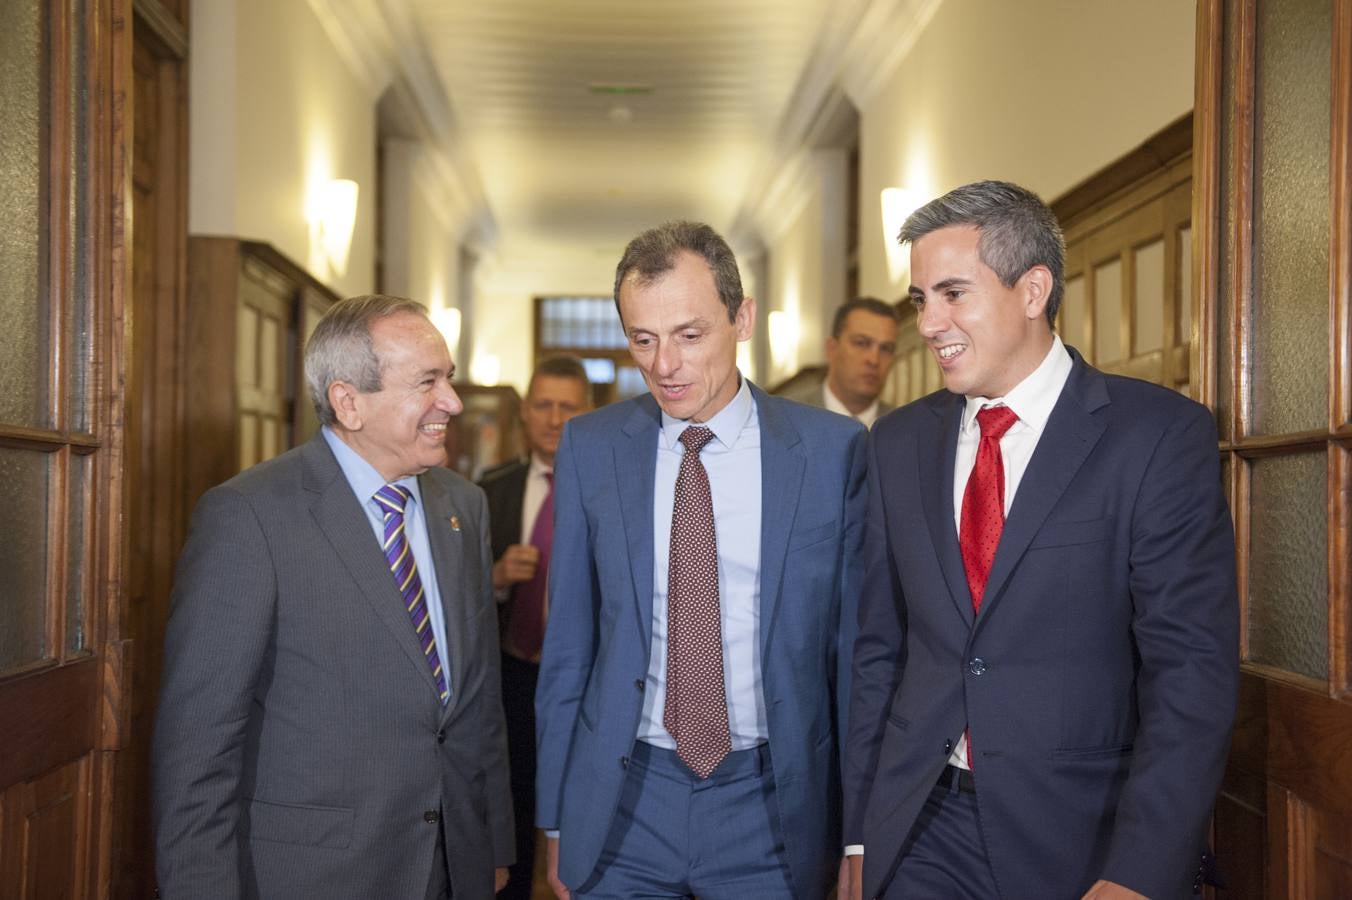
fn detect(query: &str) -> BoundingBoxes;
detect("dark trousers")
[500,651,540,900]
[881,773,1000,900]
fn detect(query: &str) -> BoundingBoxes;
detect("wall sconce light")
[881,187,921,284]
[307,178,359,279]
[470,352,500,386]
[431,307,462,351]
[767,309,801,373]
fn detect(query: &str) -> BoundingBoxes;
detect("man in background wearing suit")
[536,221,868,898]
[479,355,591,900]
[841,181,1238,900]
[781,297,900,428]
[154,295,513,899]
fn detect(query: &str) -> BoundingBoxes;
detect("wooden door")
[0,0,129,897]
[1196,0,1352,895]
[112,1,188,896]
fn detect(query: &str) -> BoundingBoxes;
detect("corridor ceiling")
[408,0,834,259]
[315,0,932,275]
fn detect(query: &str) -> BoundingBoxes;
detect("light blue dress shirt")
[322,426,452,698]
[638,378,767,749]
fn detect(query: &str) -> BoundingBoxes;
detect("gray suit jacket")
[154,434,513,899]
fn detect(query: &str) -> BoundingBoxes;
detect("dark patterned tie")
[959,405,1020,613]
[374,484,450,705]
[663,426,731,778]
[506,471,553,659]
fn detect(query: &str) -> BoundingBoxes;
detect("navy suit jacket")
[844,348,1238,900]
[536,383,867,895]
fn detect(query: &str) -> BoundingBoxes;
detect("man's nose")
[438,383,463,415]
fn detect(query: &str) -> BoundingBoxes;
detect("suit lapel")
[753,388,805,654]
[919,392,975,626]
[616,398,660,655]
[419,473,471,717]
[303,438,440,697]
[975,353,1109,629]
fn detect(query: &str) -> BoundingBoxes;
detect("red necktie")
[664,426,731,779]
[958,405,1017,769]
[506,471,553,659]
[960,405,1019,613]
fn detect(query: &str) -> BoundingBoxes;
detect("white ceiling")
[314,0,933,277]
[408,0,836,260]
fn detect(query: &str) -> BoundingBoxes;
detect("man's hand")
[546,836,570,900]
[494,867,509,893]
[837,854,863,900]
[492,544,540,590]
[1082,880,1148,899]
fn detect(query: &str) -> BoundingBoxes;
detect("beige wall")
[856,0,1195,299]
[190,0,377,298]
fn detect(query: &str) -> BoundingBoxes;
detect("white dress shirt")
[823,382,883,429]
[946,334,1072,769]
[322,426,452,697]
[519,453,554,543]
[638,377,768,750]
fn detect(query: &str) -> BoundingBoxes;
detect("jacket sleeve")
[1099,403,1239,897]
[152,486,278,899]
[533,424,597,830]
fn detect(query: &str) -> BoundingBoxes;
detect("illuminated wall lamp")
[308,178,359,279]
[881,187,921,284]
[431,307,462,350]
[767,309,801,372]
[470,352,500,387]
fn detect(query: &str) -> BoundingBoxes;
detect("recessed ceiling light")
[588,83,655,95]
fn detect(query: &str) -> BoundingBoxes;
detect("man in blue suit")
[536,220,867,898]
[841,181,1238,900]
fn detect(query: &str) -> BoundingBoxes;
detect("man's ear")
[329,381,363,431]
[1021,265,1054,322]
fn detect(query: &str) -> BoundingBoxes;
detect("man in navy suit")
[536,220,867,898]
[841,181,1238,900]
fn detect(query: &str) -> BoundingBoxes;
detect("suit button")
[436,729,446,744]
[635,679,645,692]
[943,739,954,754]
[620,756,629,769]
[968,658,987,676]
[423,809,440,824]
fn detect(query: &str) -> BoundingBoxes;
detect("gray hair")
[304,294,428,426]
[613,220,744,323]
[898,180,1065,327]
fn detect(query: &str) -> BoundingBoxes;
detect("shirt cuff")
[546,829,560,840]
[844,844,864,856]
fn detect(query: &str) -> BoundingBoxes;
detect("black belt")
[936,764,977,794]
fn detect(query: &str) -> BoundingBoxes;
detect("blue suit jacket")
[844,348,1239,900]
[536,384,867,895]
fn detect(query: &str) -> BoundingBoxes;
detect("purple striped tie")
[374,484,450,705]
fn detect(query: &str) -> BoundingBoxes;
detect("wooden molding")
[132,0,186,60]
[1051,113,1194,227]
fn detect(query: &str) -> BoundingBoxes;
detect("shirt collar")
[960,334,1072,434]
[322,425,424,511]
[659,374,754,451]
[527,453,553,479]
[823,381,880,426]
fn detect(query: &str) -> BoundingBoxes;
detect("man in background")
[782,297,900,427]
[479,354,592,900]
[154,295,513,899]
[537,220,867,898]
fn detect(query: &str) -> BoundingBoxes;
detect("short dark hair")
[529,355,591,401]
[831,296,901,338]
[613,220,744,323]
[898,180,1065,327]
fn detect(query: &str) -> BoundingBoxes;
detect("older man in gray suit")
[153,295,513,898]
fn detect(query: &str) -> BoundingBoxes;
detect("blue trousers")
[575,741,795,899]
[881,775,1000,900]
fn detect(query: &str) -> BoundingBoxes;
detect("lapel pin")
[449,515,461,531]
